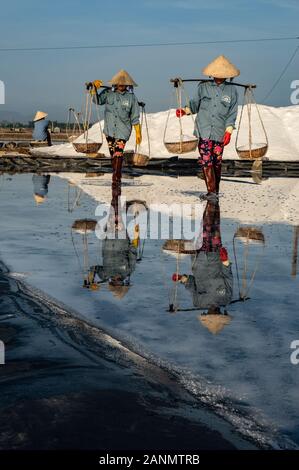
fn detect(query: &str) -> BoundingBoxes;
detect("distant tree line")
[0,120,67,130]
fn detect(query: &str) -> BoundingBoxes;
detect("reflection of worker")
[86,234,138,299]
[89,237,137,299]
[85,190,139,298]
[32,174,51,205]
[176,56,239,200]
[172,201,233,312]
[32,111,52,146]
[86,70,141,195]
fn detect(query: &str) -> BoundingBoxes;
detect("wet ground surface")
[0,262,245,450]
[0,173,299,449]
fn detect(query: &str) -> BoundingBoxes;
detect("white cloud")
[144,0,237,10]
[145,0,299,10]
[261,0,299,9]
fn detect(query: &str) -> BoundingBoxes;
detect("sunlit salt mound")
[30,105,299,161]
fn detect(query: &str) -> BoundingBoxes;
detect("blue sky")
[0,0,298,121]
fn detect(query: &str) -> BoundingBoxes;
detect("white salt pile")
[32,105,299,161]
[72,123,103,144]
[57,172,299,226]
[165,134,198,143]
[237,143,267,151]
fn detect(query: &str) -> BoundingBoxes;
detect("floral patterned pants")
[106,136,127,216]
[106,136,126,159]
[200,201,222,253]
[106,135,126,186]
[198,138,224,169]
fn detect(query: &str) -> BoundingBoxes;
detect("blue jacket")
[189,81,238,142]
[92,238,137,282]
[32,175,50,197]
[32,119,49,141]
[95,89,140,141]
[185,252,233,309]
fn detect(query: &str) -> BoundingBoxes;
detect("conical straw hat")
[108,284,130,299]
[202,55,240,79]
[199,314,232,335]
[109,69,138,87]
[33,111,48,122]
[34,194,45,205]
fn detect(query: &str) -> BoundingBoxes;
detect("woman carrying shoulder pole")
[86,70,141,196]
[177,55,239,201]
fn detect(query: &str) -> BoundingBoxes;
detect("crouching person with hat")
[32,111,52,146]
[177,56,239,200]
[87,70,141,194]
[32,174,51,205]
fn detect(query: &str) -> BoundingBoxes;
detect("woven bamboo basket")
[235,227,265,244]
[124,151,149,167]
[163,239,197,255]
[164,139,198,154]
[73,142,102,154]
[236,143,268,160]
[84,172,105,178]
[72,219,97,234]
[30,141,49,148]
[3,141,18,150]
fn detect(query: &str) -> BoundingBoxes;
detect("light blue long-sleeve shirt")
[92,238,137,282]
[189,81,238,142]
[185,252,233,309]
[95,89,140,141]
[32,175,50,197]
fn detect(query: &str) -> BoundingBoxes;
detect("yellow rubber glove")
[132,224,140,248]
[86,80,103,95]
[134,123,142,146]
[93,80,103,89]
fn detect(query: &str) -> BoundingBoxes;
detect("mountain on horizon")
[0,110,31,124]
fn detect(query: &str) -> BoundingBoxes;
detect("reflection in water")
[32,174,51,205]
[233,226,265,301]
[71,169,148,298]
[1,173,299,446]
[291,226,299,278]
[166,202,266,335]
[67,181,83,213]
[90,237,137,299]
[71,219,99,290]
[169,200,233,334]
[87,201,147,298]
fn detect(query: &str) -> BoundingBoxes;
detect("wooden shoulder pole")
[170,78,257,89]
